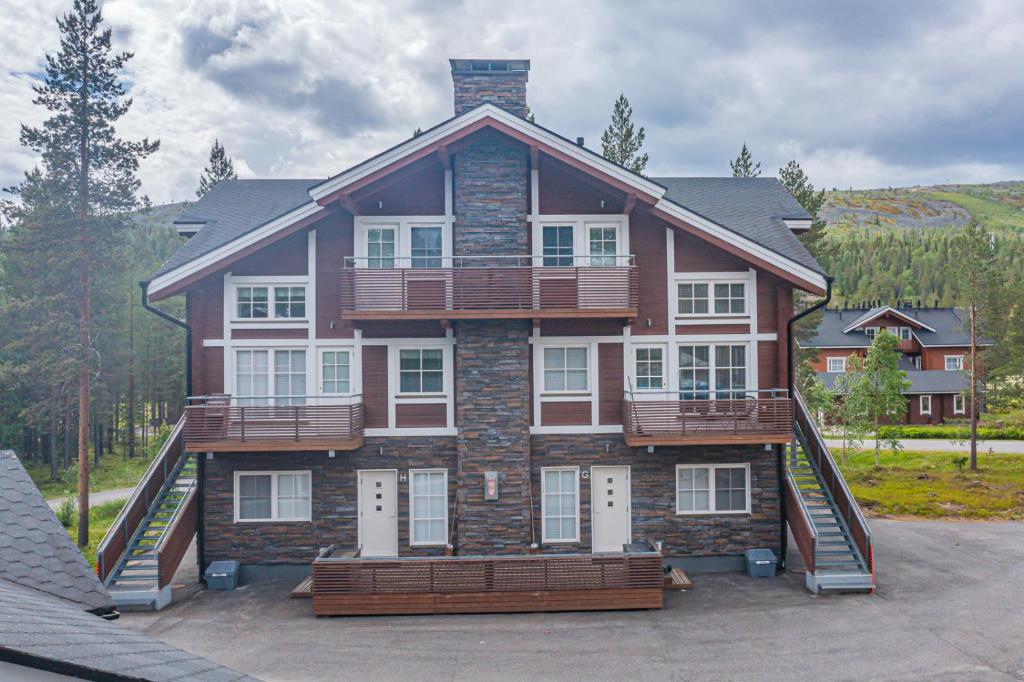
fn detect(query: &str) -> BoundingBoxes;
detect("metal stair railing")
[783,442,819,573]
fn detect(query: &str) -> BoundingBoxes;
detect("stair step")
[816,550,857,556]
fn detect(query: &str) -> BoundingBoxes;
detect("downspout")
[139,281,204,579]
[780,275,833,570]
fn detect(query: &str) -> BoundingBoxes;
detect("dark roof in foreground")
[651,177,823,275]
[0,450,114,613]
[818,369,969,395]
[0,581,256,682]
[153,179,319,278]
[803,307,988,348]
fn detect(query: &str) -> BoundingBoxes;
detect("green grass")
[924,190,1024,230]
[60,498,128,568]
[26,450,151,500]
[838,449,1024,520]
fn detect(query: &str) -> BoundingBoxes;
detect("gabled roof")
[802,308,991,349]
[0,450,114,614]
[841,305,935,334]
[0,581,255,681]
[148,103,827,298]
[818,369,969,395]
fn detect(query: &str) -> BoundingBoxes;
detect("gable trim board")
[149,103,827,300]
[841,306,936,334]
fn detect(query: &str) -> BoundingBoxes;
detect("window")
[914,355,922,370]
[677,283,709,315]
[678,344,746,400]
[954,394,966,415]
[399,349,443,394]
[945,355,964,371]
[236,287,269,319]
[676,464,749,514]
[678,345,710,400]
[635,347,664,390]
[542,467,578,542]
[367,227,396,269]
[410,470,447,546]
[236,350,269,405]
[543,347,588,392]
[410,226,442,268]
[274,287,306,318]
[274,350,306,405]
[588,226,617,266]
[865,327,878,340]
[321,351,351,395]
[920,395,932,415]
[235,471,311,522]
[827,357,847,373]
[713,283,746,315]
[900,327,912,341]
[542,225,574,266]
[714,346,747,399]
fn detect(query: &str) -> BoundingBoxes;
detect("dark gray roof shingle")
[818,369,969,395]
[152,180,320,278]
[0,581,256,681]
[803,307,987,348]
[0,450,114,613]
[651,176,824,275]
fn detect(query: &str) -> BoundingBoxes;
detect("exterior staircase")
[97,417,198,610]
[786,390,874,594]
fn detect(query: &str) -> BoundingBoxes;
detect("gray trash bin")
[204,560,240,591]
[744,549,777,578]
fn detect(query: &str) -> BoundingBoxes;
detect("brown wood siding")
[187,278,224,397]
[921,347,968,371]
[674,229,750,272]
[231,328,309,340]
[811,349,865,372]
[631,208,668,335]
[676,324,750,335]
[360,321,447,338]
[598,343,624,425]
[230,229,308,276]
[775,283,793,389]
[756,273,779,333]
[316,212,356,339]
[758,342,779,391]
[353,158,445,216]
[540,401,592,426]
[395,402,447,428]
[540,318,624,336]
[537,155,625,214]
[361,346,389,428]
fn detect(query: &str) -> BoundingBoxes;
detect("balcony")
[339,255,638,320]
[623,389,793,446]
[183,395,364,452]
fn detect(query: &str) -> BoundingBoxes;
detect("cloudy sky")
[1,0,1022,204]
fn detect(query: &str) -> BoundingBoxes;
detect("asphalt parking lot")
[120,520,1024,681]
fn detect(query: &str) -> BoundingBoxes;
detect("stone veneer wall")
[451,66,529,118]
[529,436,782,557]
[203,438,456,565]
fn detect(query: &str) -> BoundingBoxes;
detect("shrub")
[56,497,76,529]
[877,425,1024,440]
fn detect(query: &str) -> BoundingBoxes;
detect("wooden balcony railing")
[183,395,364,452]
[623,389,794,446]
[340,255,638,320]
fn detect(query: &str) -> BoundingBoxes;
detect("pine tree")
[779,160,828,261]
[13,0,158,545]
[196,139,236,198]
[729,143,761,178]
[600,94,648,174]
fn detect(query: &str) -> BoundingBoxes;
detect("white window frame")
[319,349,353,396]
[675,463,751,515]
[541,345,590,394]
[677,343,749,400]
[531,215,629,267]
[233,470,312,523]
[633,345,666,391]
[953,394,966,415]
[673,271,755,321]
[945,355,964,371]
[541,466,580,543]
[397,347,446,396]
[899,327,912,341]
[232,347,309,405]
[409,469,449,547]
[865,327,878,340]
[919,395,932,415]
[230,281,309,322]
[354,216,452,268]
[827,357,847,373]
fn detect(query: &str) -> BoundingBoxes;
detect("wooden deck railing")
[623,390,793,446]
[793,388,873,574]
[340,255,638,319]
[183,395,364,452]
[312,550,664,615]
[96,416,185,582]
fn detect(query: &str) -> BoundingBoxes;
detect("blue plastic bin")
[204,560,240,591]
[744,549,777,578]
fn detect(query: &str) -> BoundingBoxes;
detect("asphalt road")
[120,519,1024,681]
[825,437,1024,454]
[46,487,134,511]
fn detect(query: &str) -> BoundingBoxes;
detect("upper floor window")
[273,350,307,406]
[543,347,588,392]
[588,226,618,266]
[236,285,305,320]
[678,344,746,400]
[235,349,306,405]
[899,327,912,341]
[321,350,351,395]
[399,349,444,394]
[865,327,878,340]
[677,282,746,316]
[367,227,396,269]
[634,347,664,390]
[410,226,442,268]
[827,357,847,373]
[945,355,964,371]
[543,225,574,266]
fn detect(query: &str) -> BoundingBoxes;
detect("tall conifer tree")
[196,139,237,198]
[600,94,649,174]
[730,143,761,177]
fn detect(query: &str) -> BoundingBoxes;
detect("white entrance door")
[358,470,398,557]
[591,466,631,553]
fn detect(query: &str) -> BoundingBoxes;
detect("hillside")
[820,182,1024,305]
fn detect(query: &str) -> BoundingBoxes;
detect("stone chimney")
[450,58,530,118]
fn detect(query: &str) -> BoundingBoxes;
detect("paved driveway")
[120,520,1024,681]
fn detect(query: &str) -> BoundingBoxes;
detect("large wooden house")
[99,59,873,610]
